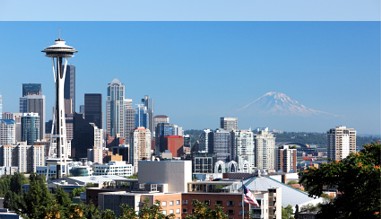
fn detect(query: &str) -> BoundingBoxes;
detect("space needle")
[42,38,77,179]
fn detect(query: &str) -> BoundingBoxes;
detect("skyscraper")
[21,113,40,145]
[232,129,255,173]
[220,117,238,131]
[141,95,154,133]
[106,79,126,138]
[64,65,76,114]
[124,99,136,144]
[155,122,175,154]
[84,93,102,128]
[277,145,297,173]
[198,129,213,153]
[254,128,276,171]
[211,128,232,162]
[22,83,42,96]
[19,94,45,140]
[135,104,149,129]
[0,119,16,145]
[131,127,151,173]
[327,126,356,161]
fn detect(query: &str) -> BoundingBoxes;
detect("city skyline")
[0,22,379,135]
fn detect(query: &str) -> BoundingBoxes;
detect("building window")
[169,209,174,214]
[176,200,180,205]
[183,200,188,205]
[169,201,174,206]
[205,200,210,206]
[176,209,180,214]
[162,201,167,207]
[183,209,187,213]
[227,201,234,206]
[216,200,223,206]
[228,210,234,215]
[162,210,166,215]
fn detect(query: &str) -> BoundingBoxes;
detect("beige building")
[131,127,151,173]
[327,126,356,161]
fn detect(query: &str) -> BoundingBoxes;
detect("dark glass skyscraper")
[141,95,153,133]
[21,113,40,145]
[84,93,102,128]
[64,65,76,114]
[22,83,42,96]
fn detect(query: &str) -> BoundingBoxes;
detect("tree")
[101,209,116,219]
[138,199,175,219]
[23,173,55,219]
[120,203,137,219]
[184,200,228,219]
[282,205,294,219]
[3,173,28,215]
[299,142,381,219]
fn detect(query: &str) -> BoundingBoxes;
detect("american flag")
[243,185,259,207]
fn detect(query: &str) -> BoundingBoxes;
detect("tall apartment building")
[106,79,127,138]
[277,145,297,173]
[19,94,45,140]
[232,129,255,173]
[327,126,356,161]
[91,123,104,164]
[84,93,102,129]
[131,127,151,173]
[255,128,276,171]
[220,117,238,131]
[0,142,45,173]
[211,128,232,162]
[21,113,40,145]
[64,65,76,114]
[0,119,16,145]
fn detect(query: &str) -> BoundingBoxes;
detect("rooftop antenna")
[58,28,62,40]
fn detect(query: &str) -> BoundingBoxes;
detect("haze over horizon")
[0,22,379,135]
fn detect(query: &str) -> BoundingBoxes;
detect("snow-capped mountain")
[238,91,334,116]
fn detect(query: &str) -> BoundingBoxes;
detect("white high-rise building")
[0,142,44,173]
[232,129,255,173]
[0,119,16,145]
[131,127,151,173]
[255,128,276,171]
[106,79,132,139]
[327,126,356,161]
[124,99,135,143]
[220,117,238,131]
[91,123,103,164]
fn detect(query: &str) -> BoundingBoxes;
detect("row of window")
[161,200,181,206]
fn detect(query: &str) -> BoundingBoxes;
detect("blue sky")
[0,22,379,134]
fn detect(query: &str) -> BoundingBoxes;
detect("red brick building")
[164,135,184,157]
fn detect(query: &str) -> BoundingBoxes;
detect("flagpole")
[242,178,244,219]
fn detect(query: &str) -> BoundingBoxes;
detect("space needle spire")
[42,38,77,179]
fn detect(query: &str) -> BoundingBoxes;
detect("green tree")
[23,173,55,219]
[184,200,228,219]
[71,187,86,198]
[3,173,28,215]
[120,203,137,219]
[282,205,294,219]
[138,199,174,219]
[300,142,381,219]
[83,202,101,219]
[101,209,116,219]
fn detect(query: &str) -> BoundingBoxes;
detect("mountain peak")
[238,91,335,117]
